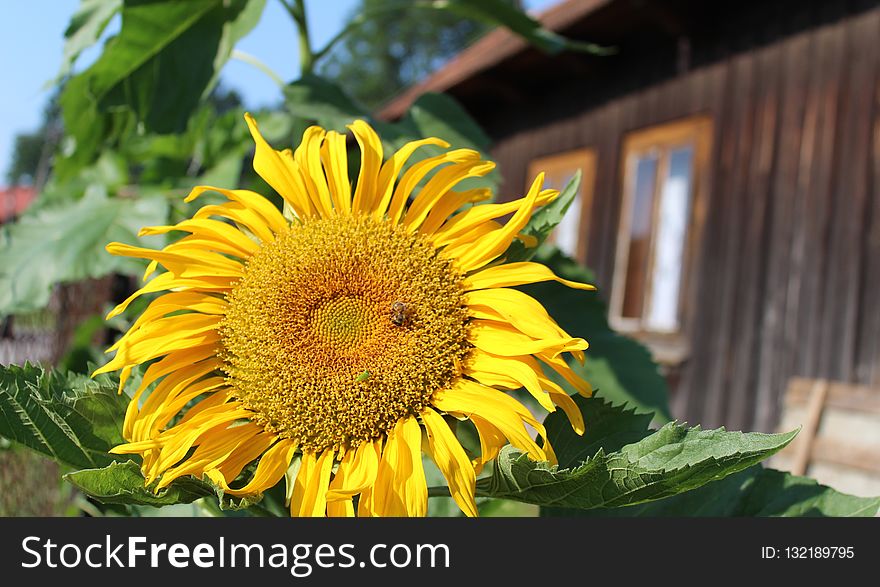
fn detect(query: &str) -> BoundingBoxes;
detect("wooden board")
[771,377,880,498]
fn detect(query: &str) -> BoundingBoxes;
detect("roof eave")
[375,0,613,121]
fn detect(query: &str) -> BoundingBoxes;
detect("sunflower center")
[219,215,470,453]
[311,296,378,348]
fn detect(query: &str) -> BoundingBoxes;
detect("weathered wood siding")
[484,6,880,432]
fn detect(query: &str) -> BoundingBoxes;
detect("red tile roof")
[0,186,37,223]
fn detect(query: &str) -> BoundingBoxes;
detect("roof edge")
[375,0,612,121]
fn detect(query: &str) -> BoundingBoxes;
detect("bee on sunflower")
[95,114,595,517]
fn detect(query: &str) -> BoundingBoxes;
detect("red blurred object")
[0,186,37,223]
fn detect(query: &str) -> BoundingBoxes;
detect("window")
[527,148,596,262]
[611,116,712,340]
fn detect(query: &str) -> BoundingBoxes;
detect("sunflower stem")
[427,486,451,498]
[283,0,314,75]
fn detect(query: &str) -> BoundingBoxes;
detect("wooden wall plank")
[725,42,783,432]
[818,11,878,382]
[600,93,641,293]
[684,63,729,428]
[589,100,624,288]
[855,14,880,386]
[791,23,846,380]
[686,53,756,429]
[753,32,811,432]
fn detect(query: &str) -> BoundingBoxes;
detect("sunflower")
[95,114,595,517]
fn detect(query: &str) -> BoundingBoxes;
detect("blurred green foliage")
[316,0,508,109]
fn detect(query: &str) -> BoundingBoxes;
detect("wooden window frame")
[526,148,597,263]
[610,115,713,360]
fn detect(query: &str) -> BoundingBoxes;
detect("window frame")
[526,147,597,264]
[609,115,713,351]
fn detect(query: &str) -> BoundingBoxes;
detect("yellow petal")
[105,312,220,356]
[432,380,546,462]
[213,432,277,483]
[357,487,375,517]
[544,383,585,435]
[468,416,507,474]
[290,448,336,517]
[537,351,593,396]
[349,120,383,214]
[468,319,587,359]
[403,160,495,232]
[447,174,543,272]
[96,321,220,378]
[139,218,260,257]
[175,388,233,426]
[421,408,477,517]
[418,188,491,237]
[140,377,227,439]
[106,242,244,280]
[386,149,481,224]
[157,422,262,488]
[244,113,315,218]
[466,287,569,339]
[105,272,233,320]
[186,185,288,236]
[125,347,219,408]
[543,435,558,466]
[437,220,503,257]
[122,358,213,441]
[294,126,334,217]
[431,188,557,248]
[209,438,297,496]
[372,416,427,517]
[320,130,352,214]
[372,137,449,218]
[466,349,555,413]
[327,499,355,517]
[122,292,226,340]
[130,362,222,439]
[464,261,596,292]
[192,203,276,244]
[327,439,380,500]
[146,404,250,477]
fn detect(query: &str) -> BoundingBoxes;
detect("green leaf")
[59,0,264,173]
[121,0,263,137]
[0,363,129,470]
[209,0,266,91]
[403,92,491,153]
[0,191,168,315]
[65,461,207,507]
[547,465,880,517]
[283,73,370,132]
[521,248,673,420]
[544,394,655,469]
[57,0,123,81]
[504,171,581,264]
[66,460,265,511]
[477,415,798,510]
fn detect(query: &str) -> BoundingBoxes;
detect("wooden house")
[380,0,880,434]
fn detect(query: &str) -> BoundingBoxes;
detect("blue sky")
[0,0,557,183]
